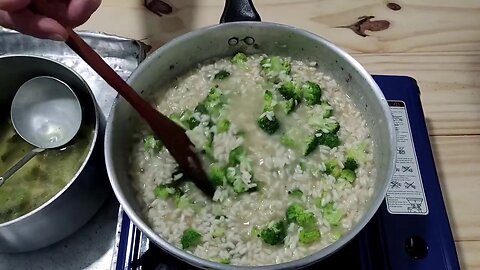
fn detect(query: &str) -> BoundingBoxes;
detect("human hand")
[0,0,101,41]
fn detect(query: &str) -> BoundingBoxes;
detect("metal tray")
[0,28,149,270]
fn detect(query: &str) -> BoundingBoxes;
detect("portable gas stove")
[112,75,461,270]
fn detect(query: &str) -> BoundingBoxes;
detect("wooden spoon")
[64,28,216,198]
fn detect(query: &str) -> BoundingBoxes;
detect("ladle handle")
[0,148,45,187]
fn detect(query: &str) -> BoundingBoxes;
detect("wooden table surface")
[78,0,480,268]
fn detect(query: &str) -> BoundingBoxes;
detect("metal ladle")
[0,76,82,187]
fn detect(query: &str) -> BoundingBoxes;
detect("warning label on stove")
[386,101,429,215]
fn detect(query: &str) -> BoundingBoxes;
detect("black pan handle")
[220,0,261,23]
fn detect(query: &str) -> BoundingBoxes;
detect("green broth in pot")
[0,117,94,223]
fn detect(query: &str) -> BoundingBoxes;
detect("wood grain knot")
[144,0,173,17]
[337,16,390,37]
[387,3,402,11]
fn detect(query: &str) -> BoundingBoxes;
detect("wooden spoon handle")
[64,28,215,198]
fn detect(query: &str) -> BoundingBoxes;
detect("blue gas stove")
[114,75,461,270]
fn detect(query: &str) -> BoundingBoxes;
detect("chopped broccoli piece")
[212,227,226,238]
[302,81,322,105]
[344,157,358,171]
[318,133,340,148]
[214,70,230,80]
[321,102,333,118]
[251,226,261,238]
[169,112,189,130]
[260,56,291,82]
[228,146,246,166]
[233,179,249,193]
[143,135,163,153]
[208,164,226,186]
[225,167,238,185]
[346,143,370,165]
[280,133,296,149]
[194,103,209,115]
[217,258,231,265]
[175,194,192,209]
[288,189,303,198]
[260,220,287,245]
[278,81,302,101]
[217,118,230,133]
[314,197,323,209]
[263,90,275,112]
[299,227,321,244]
[179,109,200,130]
[303,134,320,156]
[323,203,344,226]
[331,230,343,241]
[257,113,280,134]
[325,121,340,134]
[286,203,305,224]
[231,52,248,65]
[279,99,297,114]
[181,228,202,249]
[286,203,316,228]
[339,169,356,183]
[154,185,176,200]
[324,159,342,178]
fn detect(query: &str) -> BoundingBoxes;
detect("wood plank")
[81,0,480,53]
[431,135,480,242]
[456,241,480,270]
[353,52,480,136]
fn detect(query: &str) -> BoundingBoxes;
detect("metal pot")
[0,55,111,253]
[105,0,396,269]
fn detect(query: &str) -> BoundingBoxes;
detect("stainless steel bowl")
[0,55,111,253]
[104,20,396,269]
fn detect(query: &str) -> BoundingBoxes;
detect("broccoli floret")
[228,146,246,166]
[303,134,320,156]
[214,70,230,80]
[217,118,230,133]
[231,52,248,65]
[202,87,226,118]
[153,185,176,200]
[143,135,163,153]
[233,179,249,193]
[179,109,200,130]
[212,227,226,238]
[324,159,342,178]
[339,169,356,183]
[285,203,316,228]
[308,117,340,134]
[343,157,358,171]
[346,143,370,165]
[263,90,275,112]
[278,81,302,101]
[280,133,296,149]
[321,102,333,118]
[318,133,340,148]
[302,81,322,105]
[217,258,231,265]
[175,194,193,209]
[260,220,287,245]
[181,228,202,249]
[299,227,321,244]
[260,56,291,82]
[169,112,189,130]
[257,113,280,134]
[323,202,344,226]
[194,103,209,115]
[288,188,303,198]
[208,164,226,186]
[278,99,296,114]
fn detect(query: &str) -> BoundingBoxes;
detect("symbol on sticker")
[402,166,413,173]
[406,198,423,213]
[397,147,406,155]
[390,181,402,189]
[405,182,416,189]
